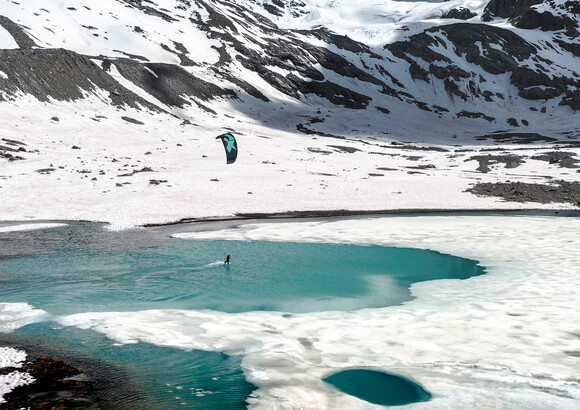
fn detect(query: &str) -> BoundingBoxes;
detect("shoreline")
[1,207,577,232]
[144,207,578,228]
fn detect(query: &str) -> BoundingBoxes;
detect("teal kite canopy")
[216,132,238,164]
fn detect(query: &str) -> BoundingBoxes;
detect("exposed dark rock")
[532,151,580,168]
[560,88,580,110]
[296,124,343,138]
[483,0,543,21]
[0,151,25,161]
[385,143,450,153]
[556,39,580,58]
[303,27,382,59]
[119,166,155,177]
[307,147,332,155]
[457,111,495,122]
[385,21,580,108]
[438,24,537,73]
[0,48,158,109]
[35,168,57,174]
[110,59,237,109]
[407,164,436,170]
[219,72,270,102]
[409,62,430,82]
[0,16,37,49]
[467,154,525,172]
[1,138,27,147]
[386,31,451,64]
[189,0,389,108]
[327,145,361,153]
[1,138,27,161]
[429,64,470,81]
[1,0,579,123]
[172,41,196,66]
[444,78,469,100]
[515,9,577,33]
[483,0,579,36]
[475,132,557,143]
[121,116,144,125]
[122,0,179,22]
[382,21,580,107]
[2,356,96,410]
[442,7,477,20]
[467,180,580,206]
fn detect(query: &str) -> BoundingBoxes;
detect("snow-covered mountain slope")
[1,0,579,135]
[0,0,579,228]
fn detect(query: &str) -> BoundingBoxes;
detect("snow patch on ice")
[0,223,67,233]
[0,303,49,333]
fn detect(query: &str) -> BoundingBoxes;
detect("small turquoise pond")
[324,369,432,406]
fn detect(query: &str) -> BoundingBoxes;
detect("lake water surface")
[0,221,485,408]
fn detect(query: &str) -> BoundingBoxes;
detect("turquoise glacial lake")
[0,221,485,408]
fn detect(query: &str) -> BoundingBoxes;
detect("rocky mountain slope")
[1,0,579,137]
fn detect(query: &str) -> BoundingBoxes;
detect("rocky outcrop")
[1,356,97,409]
[0,48,157,109]
[442,7,477,20]
[105,58,237,110]
[0,16,37,49]
[190,0,391,108]
[483,0,544,20]
[467,180,580,206]
[0,47,237,112]
[384,22,580,109]
[248,0,310,19]
[483,0,580,36]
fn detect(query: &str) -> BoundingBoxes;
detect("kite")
[216,132,238,164]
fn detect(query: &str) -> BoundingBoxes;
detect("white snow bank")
[0,347,26,369]
[0,223,67,233]
[0,303,49,333]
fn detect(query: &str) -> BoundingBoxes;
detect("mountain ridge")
[0,0,579,139]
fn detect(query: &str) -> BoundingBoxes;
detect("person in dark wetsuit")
[224,255,230,265]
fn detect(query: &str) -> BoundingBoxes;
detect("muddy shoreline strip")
[142,207,578,228]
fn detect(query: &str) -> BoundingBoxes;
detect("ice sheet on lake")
[0,303,49,333]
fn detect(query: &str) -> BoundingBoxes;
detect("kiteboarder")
[224,254,230,265]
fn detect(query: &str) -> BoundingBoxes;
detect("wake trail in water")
[189,261,227,271]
